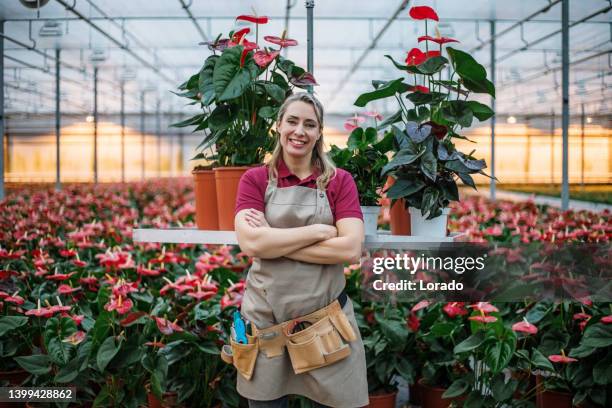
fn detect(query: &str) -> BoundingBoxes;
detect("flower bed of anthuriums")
[0,181,610,407]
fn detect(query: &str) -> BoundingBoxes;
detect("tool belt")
[221,292,356,380]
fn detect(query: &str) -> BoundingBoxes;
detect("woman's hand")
[244,209,270,228]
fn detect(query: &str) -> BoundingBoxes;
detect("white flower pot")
[361,206,381,236]
[409,207,450,238]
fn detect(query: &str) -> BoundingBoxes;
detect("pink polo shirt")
[235,159,363,223]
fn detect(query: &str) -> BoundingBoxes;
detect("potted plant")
[329,116,392,236]
[172,16,317,230]
[353,4,495,237]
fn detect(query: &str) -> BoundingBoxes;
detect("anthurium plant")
[354,5,495,219]
[328,113,392,206]
[172,15,317,167]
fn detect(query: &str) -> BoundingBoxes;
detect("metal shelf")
[132,228,462,248]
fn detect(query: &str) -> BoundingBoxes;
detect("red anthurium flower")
[469,315,498,323]
[120,311,148,327]
[227,280,246,293]
[443,302,468,318]
[45,272,75,281]
[422,121,447,140]
[49,305,72,314]
[405,48,441,66]
[221,292,243,309]
[471,302,499,313]
[4,293,25,305]
[104,295,133,315]
[512,320,538,335]
[549,352,577,364]
[236,15,269,24]
[407,312,420,332]
[253,50,280,68]
[25,300,56,318]
[137,265,162,277]
[72,259,87,268]
[418,35,459,45]
[59,249,77,258]
[68,314,84,326]
[573,312,591,320]
[112,281,138,297]
[231,27,251,43]
[58,284,80,295]
[0,291,8,299]
[264,35,298,48]
[289,72,318,87]
[152,316,184,335]
[62,331,86,346]
[409,6,439,21]
[411,300,430,313]
[408,85,430,94]
[145,341,166,349]
[601,315,612,324]
[0,269,18,279]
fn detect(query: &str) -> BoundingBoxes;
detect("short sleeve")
[332,170,363,222]
[235,167,267,215]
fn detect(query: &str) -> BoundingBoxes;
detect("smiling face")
[277,101,322,161]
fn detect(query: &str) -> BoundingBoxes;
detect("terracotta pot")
[419,378,465,408]
[214,166,250,230]
[192,169,219,230]
[147,391,179,408]
[366,390,397,408]
[0,368,29,386]
[409,380,422,405]
[536,375,573,408]
[385,177,411,235]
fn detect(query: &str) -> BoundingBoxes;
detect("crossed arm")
[235,209,364,265]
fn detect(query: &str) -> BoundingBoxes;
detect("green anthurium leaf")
[419,150,437,181]
[383,55,421,74]
[406,91,447,106]
[380,148,425,175]
[446,47,495,97]
[439,177,460,201]
[582,324,612,348]
[377,316,409,346]
[170,113,207,128]
[213,46,254,101]
[531,348,554,371]
[97,336,122,372]
[258,106,278,119]
[454,332,486,353]
[386,178,426,199]
[354,78,406,107]
[430,322,456,337]
[208,104,235,131]
[15,354,51,375]
[568,343,596,358]
[271,71,289,90]
[364,127,378,145]
[256,81,285,103]
[347,128,364,151]
[417,56,449,75]
[486,340,515,374]
[525,302,550,324]
[377,110,403,129]
[54,356,81,383]
[442,379,469,398]
[442,100,474,128]
[491,374,517,401]
[0,316,28,337]
[198,55,218,105]
[466,101,495,121]
[592,352,612,385]
[394,357,415,383]
[373,131,394,154]
[420,187,442,219]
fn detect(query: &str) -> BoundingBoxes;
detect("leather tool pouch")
[221,334,259,381]
[284,306,356,374]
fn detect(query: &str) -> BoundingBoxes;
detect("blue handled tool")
[233,311,248,344]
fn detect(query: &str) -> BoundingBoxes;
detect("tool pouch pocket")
[223,337,259,381]
[285,312,354,374]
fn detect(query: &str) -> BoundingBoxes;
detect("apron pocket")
[230,338,258,381]
[330,309,357,342]
[286,334,326,374]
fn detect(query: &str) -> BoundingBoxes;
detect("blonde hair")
[267,92,336,190]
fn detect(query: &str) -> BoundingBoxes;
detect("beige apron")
[237,178,369,407]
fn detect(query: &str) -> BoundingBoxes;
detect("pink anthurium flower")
[418,35,459,45]
[58,284,80,295]
[253,50,280,68]
[601,315,612,324]
[469,315,498,323]
[344,114,366,132]
[264,35,298,48]
[4,292,24,305]
[104,295,133,315]
[63,331,86,345]
[409,6,439,21]
[411,300,430,312]
[512,319,538,335]
[471,302,499,313]
[573,312,591,320]
[443,302,468,318]
[145,341,166,349]
[152,316,184,335]
[548,351,577,364]
[363,111,384,121]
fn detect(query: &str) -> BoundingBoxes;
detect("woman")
[234,92,369,407]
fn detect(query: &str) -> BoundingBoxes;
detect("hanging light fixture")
[39,21,63,37]
[507,116,517,124]
[19,0,50,8]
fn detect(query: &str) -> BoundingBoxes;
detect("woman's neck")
[282,153,312,180]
